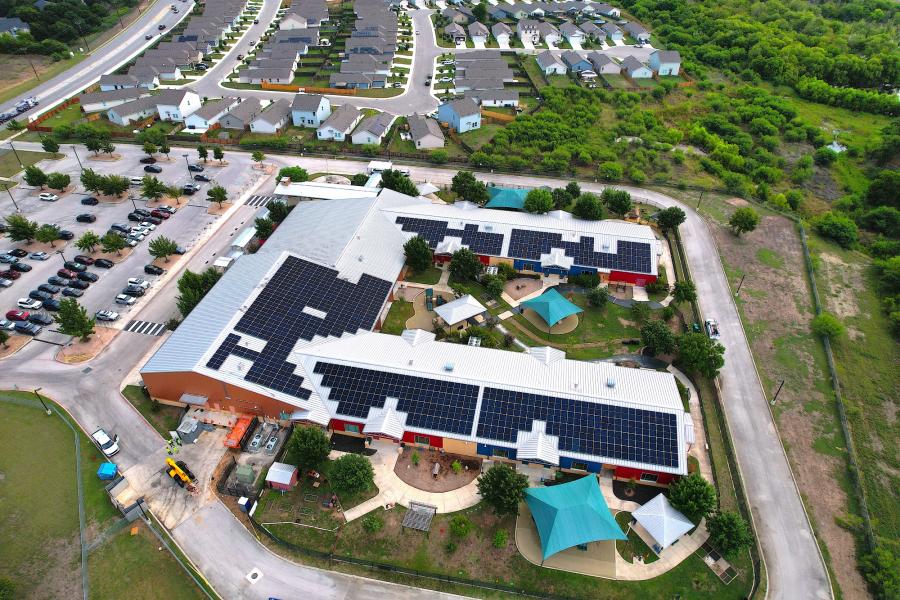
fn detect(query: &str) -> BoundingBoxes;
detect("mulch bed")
[393,447,480,492]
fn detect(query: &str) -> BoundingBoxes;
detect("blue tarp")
[485,187,527,210]
[520,288,583,327]
[97,462,117,480]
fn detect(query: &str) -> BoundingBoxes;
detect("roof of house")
[109,95,160,117]
[468,21,489,37]
[79,87,150,106]
[441,98,480,118]
[587,51,616,68]
[224,98,262,122]
[536,50,564,70]
[353,112,394,138]
[265,462,297,485]
[653,49,681,63]
[601,22,621,34]
[241,67,294,81]
[491,22,512,36]
[561,50,588,67]
[465,89,520,103]
[518,18,539,30]
[408,114,444,143]
[434,294,486,325]
[291,93,327,112]
[559,21,583,37]
[254,99,292,125]
[444,23,465,36]
[0,17,29,33]
[621,55,647,73]
[623,22,649,36]
[319,104,362,132]
[537,21,560,36]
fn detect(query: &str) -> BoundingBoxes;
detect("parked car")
[5,310,29,321]
[111,223,131,233]
[157,23,166,30]
[115,294,136,305]
[145,34,153,40]
[181,184,198,195]
[158,205,177,214]
[705,318,721,340]
[58,230,74,240]
[95,310,119,322]
[150,210,171,220]
[90,428,120,457]
[62,287,84,297]
[77,271,99,283]
[143,164,163,173]
[28,252,49,260]
[193,174,211,182]
[127,231,146,242]
[0,270,21,280]
[42,298,61,311]
[57,268,76,279]
[9,249,27,258]
[127,212,143,222]
[0,319,14,330]
[63,261,87,273]
[121,285,145,297]
[187,164,204,172]
[76,213,96,223]
[17,298,42,310]
[38,192,59,202]
[74,255,95,265]
[144,216,163,225]
[236,53,244,60]
[139,221,157,231]
[174,245,187,255]
[14,322,41,335]
[48,275,70,286]
[81,196,99,205]
[10,262,31,272]
[37,283,60,294]
[195,63,209,70]
[27,313,52,325]
[94,259,114,269]
[127,278,151,289]
[0,253,19,263]
[0,278,12,288]
[68,279,89,290]
[28,290,52,302]
[144,264,165,275]
[134,208,152,217]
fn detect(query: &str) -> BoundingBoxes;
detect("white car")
[158,205,177,214]
[139,221,157,231]
[95,309,119,322]
[0,278,12,288]
[438,77,453,83]
[705,318,721,340]
[90,428,120,457]
[127,278,150,290]
[115,294,136,305]
[128,231,146,241]
[38,193,59,202]
[440,60,455,66]
[0,319,15,330]
[17,298,42,310]
[124,239,138,248]
[29,251,49,260]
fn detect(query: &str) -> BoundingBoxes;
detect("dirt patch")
[207,201,232,215]
[393,447,480,492]
[21,239,70,253]
[816,252,863,320]
[18,534,81,600]
[86,153,122,162]
[725,198,749,207]
[88,247,132,263]
[146,194,186,208]
[504,277,542,300]
[56,326,118,364]
[0,335,31,359]
[96,193,129,204]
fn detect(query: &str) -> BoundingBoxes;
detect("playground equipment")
[165,457,197,492]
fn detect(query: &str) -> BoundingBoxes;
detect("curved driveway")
[0,147,830,600]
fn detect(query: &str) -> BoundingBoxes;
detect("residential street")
[0,144,830,600]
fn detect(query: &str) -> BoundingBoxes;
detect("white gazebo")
[631,493,695,554]
[433,294,487,331]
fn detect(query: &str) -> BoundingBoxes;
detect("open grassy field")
[381,299,414,335]
[0,148,61,178]
[404,266,442,285]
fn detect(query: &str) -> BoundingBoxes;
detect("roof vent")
[484,225,493,232]
[443,362,455,372]
[408,359,413,366]
[606,377,616,388]
[357,255,364,262]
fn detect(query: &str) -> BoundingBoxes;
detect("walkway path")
[614,520,709,581]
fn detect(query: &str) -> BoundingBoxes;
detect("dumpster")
[97,462,118,480]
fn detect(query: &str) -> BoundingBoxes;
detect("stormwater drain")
[82,367,92,374]
[246,568,263,584]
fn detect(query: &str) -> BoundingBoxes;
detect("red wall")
[610,270,656,286]
[329,418,365,434]
[478,255,491,265]
[402,431,444,448]
[434,255,451,264]
[614,466,677,485]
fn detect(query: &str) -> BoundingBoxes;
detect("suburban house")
[621,55,653,79]
[280,12,311,30]
[536,50,567,75]
[237,67,294,85]
[316,104,363,141]
[466,89,519,107]
[443,23,466,44]
[437,98,481,133]
[291,93,331,127]
[649,50,681,76]
[184,98,239,131]
[517,19,540,44]
[220,98,263,130]
[601,22,622,42]
[106,97,159,126]
[623,22,651,43]
[559,21,585,45]
[407,114,445,150]
[527,5,546,18]
[579,21,603,41]
[441,7,473,24]
[329,71,388,89]
[594,2,621,17]
[0,17,29,35]
[491,22,512,46]
[155,90,201,122]
[487,5,509,20]
[468,21,489,45]
[249,99,293,134]
[561,50,592,72]
[350,112,395,145]
[98,73,158,92]
[537,21,561,45]
[587,52,620,75]
[78,88,152,113]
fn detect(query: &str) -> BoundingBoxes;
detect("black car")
[187,164,204,172]
[37,283,60,294]
[145,34,153,40]
[158,23,166,30]
[58,230,74,241]
[9,248,27,258]
[29,289,52,302]
[81,196,99,205]
[121,285,145,297]
[14,322,40,335]
[140,157,157,164]
[43,298,61,311]
[144,264,165,275]
[63,261,87,273]
[174,245,187,255]
[111,223,131,233]
[68,279,89,290]
[194,174,211,182]
[48,276,70,286]
[134,208,152,218]
[62,287,84,297]
[144,164,163,173]
[182,183,200,195]
[11,262,31,272]
[77,271,98,282]
[144,216,163,225]
[128,212,144,222]
[195,63,208,71]
[76,213,96,223]
[27,313,53,325]
[94,259,114,269]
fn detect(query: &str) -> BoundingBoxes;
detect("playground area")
[396,287,456,331]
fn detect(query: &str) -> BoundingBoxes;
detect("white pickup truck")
[705,318,721,340]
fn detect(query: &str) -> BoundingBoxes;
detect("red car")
[150,210,170,220]
[0,269,21,280]
[74,255,95,265]
[6,310,28,321]
[57,268,76,279]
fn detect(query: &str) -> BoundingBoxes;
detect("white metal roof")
[266,462,297,486]
[363,397,407,439]
[516,421,560,464]
[274,180,379,200]
[632,493,694,550]
[434,294,486,325]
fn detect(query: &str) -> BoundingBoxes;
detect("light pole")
[129,194,138,211]
[56,249,68,265]
[1,182,20,212]
[33,387,52,416]
[182,153,191,181]
[8,142,24,169]
[771,380,785,406]
[71,145,84,172]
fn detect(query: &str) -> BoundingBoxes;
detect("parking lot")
[0,145,262,345]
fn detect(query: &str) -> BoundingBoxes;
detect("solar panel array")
[508,229,653,274]
[395,217,504,256]
[313,362,480,435]
[476,387,680,468]
[204,256,392,399]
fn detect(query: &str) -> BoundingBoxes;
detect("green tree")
[351,173,369,186]
[149,236,178,263]
[485,275,505,298]
[657,207,686,232]
[141,176,166,202]
[641,320,677,355]
[24,164,47,188]
[46,172,70,191]
[4,214,38,243]
[728,207,760,236]
[672,280,697,305]
[813,147,837,166]
[267,200,292,224]
[40,135,59,153]
[160,142,171,159]
[75,231,100,253]
[277,166,308,182]
[706,511,753,557]
[599,161,623,180]
[449,248,482,281]
[573,193,604,220]
[631,301,651,323]
[80,168,102,193]
[0,576,16,600]
[362,513,384,533]
[477,464,528,517]
[329,453,374,495]
[212,145,224,163]
[814,212,858,248]
[668,473,717,522]
[100,140,115,155]
[551,188,572,210]
[451,171,488,205]
[0,329,9,349]
[99,175,129,197]
[678,332,726,379]
[84,137,102,155]
[53,298,96,341]
[197,144,208,162]
[207,184,228,208]
[285,426,331,470]
[866,169,900,209]
[379,169,419,196]
[251,150,265,166]
[587,286,609,308]
[175,268,222,317]
[35,223,60,247]
[100,232,126,255]
[524,188,553,214]
[255,217,275,240]
[859,546,899,600]
[565,181,581,198]
[449,515,472,537]
[472,0,487,22]
[811,312,844,340]
[403,235,433,273]
[143,141,157,157]
[602,188,633,215]
[429,149,449,164]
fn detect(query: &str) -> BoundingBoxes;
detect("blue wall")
[511,260,598,278]
[477,443,517,460]
[559,456,603,473]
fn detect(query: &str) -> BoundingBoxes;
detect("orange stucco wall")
[141,371,297,417]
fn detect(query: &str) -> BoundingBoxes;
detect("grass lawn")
[458,123,502,150]
[0,148,61,177]
[381,300,414,335]
[548,74,572,88]
[602,74,632,89]
[0,54,85,109]
[41,103,85,129]
[615,511,660,564]
[405,266,442,285]
[355,88,404,98]
[122,385,184,438]
[512,294,642,348]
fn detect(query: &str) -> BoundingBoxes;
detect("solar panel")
[313,362,479,436]
[476,387,680,468]
[508,229,652,274]
[204,256,393,399]
[395,217,504,256]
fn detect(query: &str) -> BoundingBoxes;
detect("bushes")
[449,515,472,538]
[329,454,375,495]
[811,312,845,340]
[814,212,858,248]
[362,513,384,533]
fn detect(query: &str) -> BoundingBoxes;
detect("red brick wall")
[402,431,444,448]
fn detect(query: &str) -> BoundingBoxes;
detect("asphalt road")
[0,146,831,600]
[0,0,194,120]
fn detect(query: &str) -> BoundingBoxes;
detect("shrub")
[587,286,609,308]
[492,530,508,548]
[630,301,651,323]
[668,472,717,521]
[706,511,753,557]
[451,460,462,474]
[450,515,472,537]
[444,541,457,554]
[329,454,374,495]
[411,450,420,466]
[362,513,384,533]
[811,312,844,340]
[815,212,858,248]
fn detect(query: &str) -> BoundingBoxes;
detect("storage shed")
[266,462,299,491]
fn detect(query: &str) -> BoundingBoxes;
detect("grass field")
[512,293,642,348]
[615,511,659,564]
[0,149,61,178]
[404,266,442,285]
[458,124,502,150]
[122,385,184,438]
[381,300,414,335]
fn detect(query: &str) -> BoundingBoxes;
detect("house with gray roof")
[291,93,331,127]
[79,88,152,113]
[601,22,622,42]
[351,112,395,145]
[623,22,651,42]
[491,22,512,45]
[465,89,520,108]
[537,21,561,45]
[535,50,567,75]
[579,21,603,41]
[587,51,620,74]
[437,98,481,133]
[220,98,262,129]
[649,50,681,76]
[621,55,652,78]
[562,50,592,72]
[238,67,294,84]
[250,99,293,134]
[407,114,444,150]
[317,104,363,141]
[444,23,466,44]
[559,21,585,45]
[517,19,540,44]
[468,22,489,44]
[441,6,473,24]
[98,73,158,92]
[594,3,621,17]
[0,17,29,35]
[184,97,240,131]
